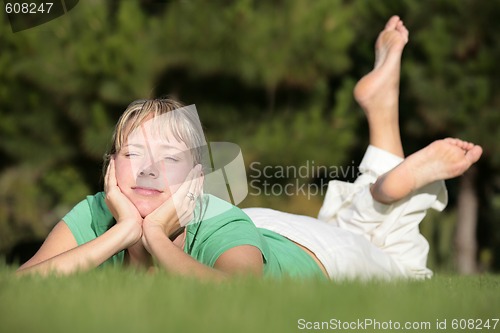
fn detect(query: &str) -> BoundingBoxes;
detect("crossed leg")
[315,16,484,279]
[353,16,482,204]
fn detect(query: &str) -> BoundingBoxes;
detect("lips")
[132,187,163,196]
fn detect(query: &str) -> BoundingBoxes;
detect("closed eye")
[124,151,142,158]
[164,156,180,163]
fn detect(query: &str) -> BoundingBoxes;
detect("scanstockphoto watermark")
[297,318,500,331]
[248,161,361,199]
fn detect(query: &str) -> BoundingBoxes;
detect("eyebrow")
[123,143,185,152]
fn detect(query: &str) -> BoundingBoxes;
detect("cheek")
[164,163,192,191]
[114,159,133,185]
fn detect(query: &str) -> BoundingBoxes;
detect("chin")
[134,200,162,218]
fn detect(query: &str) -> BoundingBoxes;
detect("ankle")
[371,163,415,204]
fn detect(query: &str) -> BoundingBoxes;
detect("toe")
[455,139,467,149]
[444,137,459,145]
[396,21,409,40]
[465,145,483,164]
[385,15,400,30]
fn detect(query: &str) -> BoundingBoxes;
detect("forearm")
[144,230,227,281]
[17,224,133,276]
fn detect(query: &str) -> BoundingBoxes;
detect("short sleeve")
[62,197,96,246]
[185,196,269,268]
[192,217,267,267]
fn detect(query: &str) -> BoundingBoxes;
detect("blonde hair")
[103,98,206,177]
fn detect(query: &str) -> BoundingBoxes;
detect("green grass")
[0,263,499,333]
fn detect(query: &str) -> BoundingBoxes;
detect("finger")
[186,165,202,198]
[184,170,203,225]
[184,165,204,208]
[108,158,117,188]
[180,198,197,226]
[194,168,204,197]
[173,164,200,200]
[104,159,112,193]
[168,165,202,220]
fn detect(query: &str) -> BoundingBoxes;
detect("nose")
[138,162,159,179]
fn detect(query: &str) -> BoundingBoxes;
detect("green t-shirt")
[62,192,324,279]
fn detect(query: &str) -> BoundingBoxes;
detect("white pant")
[244,145,448,280]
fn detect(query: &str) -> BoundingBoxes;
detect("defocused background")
[0,0,499,274]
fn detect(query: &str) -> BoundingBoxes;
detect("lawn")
[0,263,499,333]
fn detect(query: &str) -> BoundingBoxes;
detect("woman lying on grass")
[17,16,482,280]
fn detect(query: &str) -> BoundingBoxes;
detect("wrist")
[114,220,142,248]
[142,225,174,255]
[143,223,165,239]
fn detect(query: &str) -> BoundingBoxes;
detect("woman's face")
[114,120,194,217]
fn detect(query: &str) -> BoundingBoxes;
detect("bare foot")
[353,15,409,117]
[371,138,483,204]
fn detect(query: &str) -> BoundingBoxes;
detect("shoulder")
[197,194,252,223]
[202,194,249,219]
[62,192,108,221]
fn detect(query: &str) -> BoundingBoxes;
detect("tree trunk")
[454,166,479,274]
